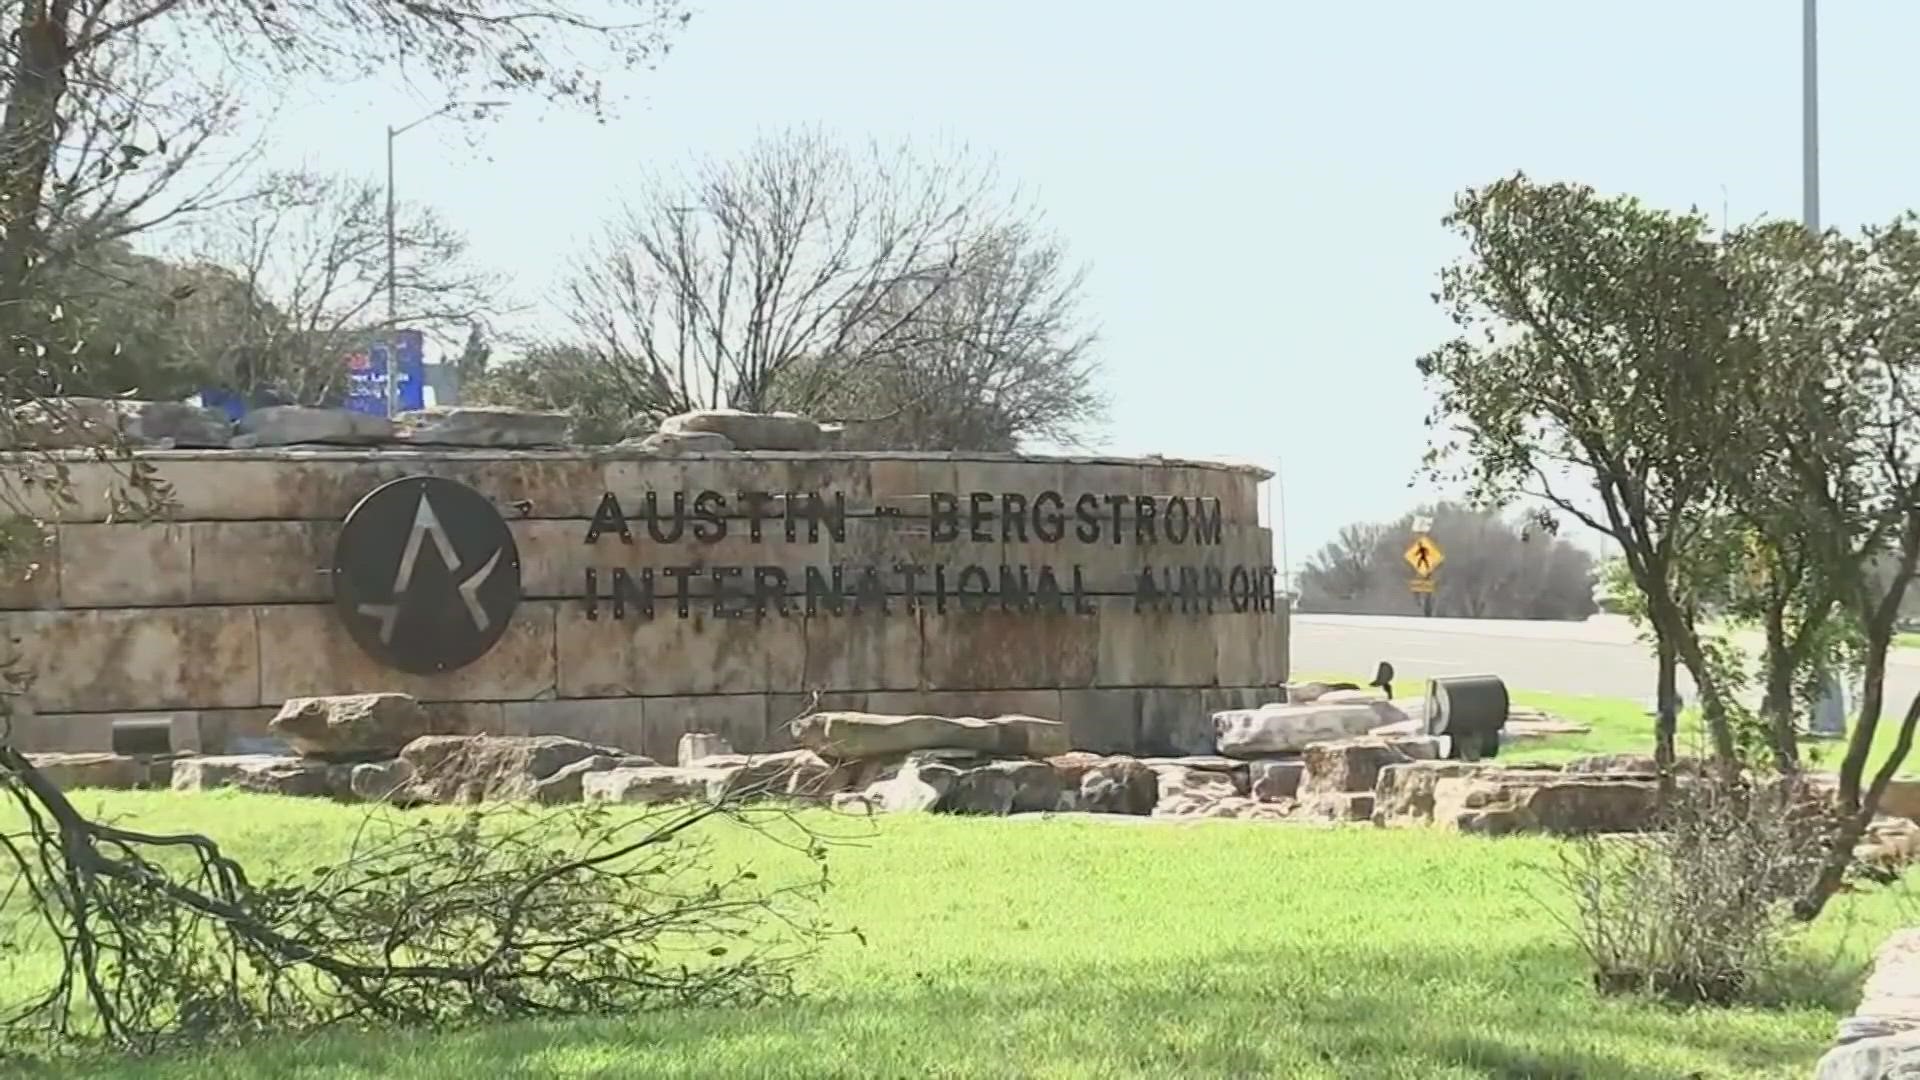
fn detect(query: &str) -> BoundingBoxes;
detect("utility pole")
[384,101,506,416]
[1803,0,1820,235]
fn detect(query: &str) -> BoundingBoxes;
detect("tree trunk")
[1761,604,1801,775]
[1654,631,1679,801]
[1796,687,1920,921]
[1662,608,1740,776]
[0,9,71,371]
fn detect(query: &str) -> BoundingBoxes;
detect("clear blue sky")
[231,1,1917,572]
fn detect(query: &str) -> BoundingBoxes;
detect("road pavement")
[1288,612,1920,714]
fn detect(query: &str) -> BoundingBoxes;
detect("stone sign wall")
[0,448,1288,762]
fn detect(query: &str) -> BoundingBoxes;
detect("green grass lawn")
[5,790,1917,1079]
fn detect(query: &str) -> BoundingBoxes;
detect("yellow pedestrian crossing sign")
[1405,535,1444,578]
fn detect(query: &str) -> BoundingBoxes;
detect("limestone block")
[522,517,834,601]
[26,752,164,790]
[398,406,571,447]
[57,523,193,606]
[1139,687,1213,756]
[790,710,1069,761]
[257,601,556,703]
[1094,599,1217,687]
[1058,688,1142,754]
[240,406,393,446]
[866,458,958,500]
[1250,759,1304,802]
[171,755,354,799]
[7,710,202,754]
[865,689,1064,724]
[582,766,726,805]
[920,610,1096,691]
[555,605,805,698]
[269,692,429,759]
[1213,609,1270,688]
[678,732,734,767]
[657,409,827,451]
[0,530,57,610]
[189,521,336,604]
[1214,701,1405,757]
[3,606,260,712]
[191,708,282,755]
[501,698,646,755]
[600,456,800,512]
[631,695,771,763]
[803,610,921,693]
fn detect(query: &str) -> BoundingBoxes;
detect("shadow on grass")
[18,941,1846,1080]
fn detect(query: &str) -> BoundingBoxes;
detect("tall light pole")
[385,100,505,416]
[1803,0,1820,234]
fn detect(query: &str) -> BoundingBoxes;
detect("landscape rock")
[859,758,961,813]
[1285,681,1338,704]
[530,754,657,805]
[397,734,639,804]
[1390,767,1662,836]
[1300,791,1377,822]
[658,409,827,451]
[1149,763,1237,803]
[790,711,1069,761]
[1301,736,1441,796]
[270,693,430,761]
[969,759,1064,814]
[1318,688,1389,705]
[1815,1031,1920,1080]
[11,397,232,449]
[25,751,167,790]
[1561,753,1658,775]
[677,732,734,767]
[240,405,393,446]
[1214,701,1408,757]
[1045,751,1109,787]
[171,755,354,799]
[1077,757,1159,815]
[626,430,734,454]
[1153,793,1293,821]
[348,758,417,803]
[700,749,844,801]
[1249,759,1305,803]
[581,766,728,805]
[938,763,1019,815]
[397,406,571,447]
[1372,761,1487,827]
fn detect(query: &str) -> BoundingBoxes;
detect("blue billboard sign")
[344,330,426,417]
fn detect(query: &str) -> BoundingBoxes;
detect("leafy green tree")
[1417,174,1744,779]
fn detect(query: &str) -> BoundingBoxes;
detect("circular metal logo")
[332,475,522,674]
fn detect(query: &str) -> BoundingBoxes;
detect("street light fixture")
[383,99,507,417]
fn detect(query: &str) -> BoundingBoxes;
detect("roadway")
[1288,612,1920,716]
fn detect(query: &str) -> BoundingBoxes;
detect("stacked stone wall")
[0,448,1287,762]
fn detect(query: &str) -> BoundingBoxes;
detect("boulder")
[972,759,1064,814]
[1301,792,1376,823]
[1373,761,1487,828]
[396,734,640,804]
[1815,1031,1920,1080]
[1149,763,1237,803]
[581,766,728,805]
[1389,768,1661,836]
[1153,793,1292,821]
[626,430,734,454]
[658,409,827,451]
[1214,701,1407,757]
[171,755,354,799]
[939,763,1019,815]
[25,751,164,790]
[10,397,232,449]
[1249,759,1304,803]
[1285,681,1338,704]
[1045,751,1109,787]
[1301,736,1441,796]
[677,732,734,767]
[270,693,430,761]
[1078,757,1158,815]
[859,758,961,813]
[790,711,1069,761]
[530,754,657,805]
[349,758,417,803]
[239,405,393,446]
[701,749,844,801]
[397,406,571,447]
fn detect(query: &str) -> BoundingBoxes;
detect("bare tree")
[189,170,501,404]
[545,129,1103,448]
[0,0,691,367]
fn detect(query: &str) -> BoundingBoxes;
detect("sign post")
[1404,533,1444,617]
